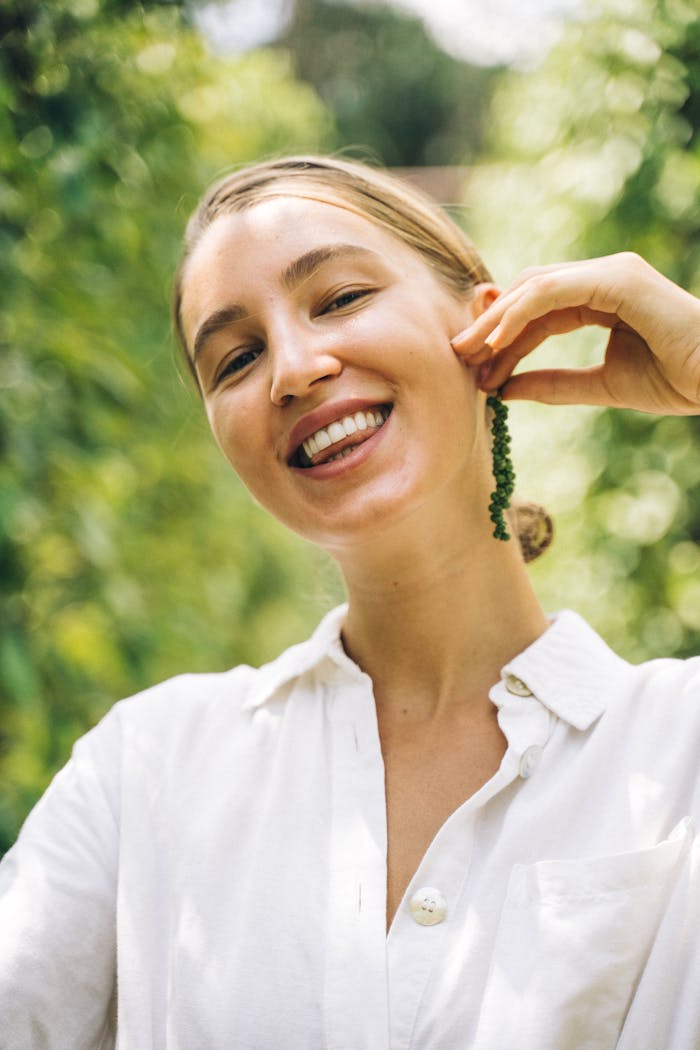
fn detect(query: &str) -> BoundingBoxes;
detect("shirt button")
[519,744,543,779]
[409,887,447,926]
[504,673,533,697]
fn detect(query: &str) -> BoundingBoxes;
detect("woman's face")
[179,196,492,550]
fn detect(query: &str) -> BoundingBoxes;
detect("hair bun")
[512,501,554,563]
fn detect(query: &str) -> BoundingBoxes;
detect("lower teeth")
[326,446,357,463]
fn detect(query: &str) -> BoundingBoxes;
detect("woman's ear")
[469,282,502,319]
[450,283,503,347]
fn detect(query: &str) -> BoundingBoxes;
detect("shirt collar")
[243,605,628,729]
[498,609,629,730]
[242,604,352,710]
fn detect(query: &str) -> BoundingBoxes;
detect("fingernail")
[484,325,502,349]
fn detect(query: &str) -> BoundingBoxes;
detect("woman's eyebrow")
[192,244,381,364]
[281,243,381,292]
[193,303,249,363]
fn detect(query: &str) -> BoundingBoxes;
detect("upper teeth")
[302,407,388,460]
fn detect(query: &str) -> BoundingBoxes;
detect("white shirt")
[1,607,700,1050]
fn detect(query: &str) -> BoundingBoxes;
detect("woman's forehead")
[193,194,407,260]
[179,195,425,330]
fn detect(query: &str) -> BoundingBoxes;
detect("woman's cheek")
[210,397,276,491]
[207,397,246,466]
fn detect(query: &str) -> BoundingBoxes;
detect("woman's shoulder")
[547,608,700,691]
[112,661,261,725]
[96,604,349,744]
[624,649,700,708]
[580,617,700,747]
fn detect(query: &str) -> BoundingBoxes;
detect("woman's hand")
[451,253,700,415]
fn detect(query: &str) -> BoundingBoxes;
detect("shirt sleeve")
[0,712,121,1050]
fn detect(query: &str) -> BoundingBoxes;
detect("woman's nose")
[269,331,343,406]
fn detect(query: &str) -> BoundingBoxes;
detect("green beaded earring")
[487,392,515,541]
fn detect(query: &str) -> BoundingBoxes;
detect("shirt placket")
[385,675,554,1050]
[324,674,390,1050]
[385,767,519,1050]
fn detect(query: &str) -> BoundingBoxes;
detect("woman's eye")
[324,289,372,313]
[217,346,262,384]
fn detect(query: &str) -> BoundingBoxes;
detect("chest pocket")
[473,818,692,1050]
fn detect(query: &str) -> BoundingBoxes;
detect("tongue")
[310,427,378,466]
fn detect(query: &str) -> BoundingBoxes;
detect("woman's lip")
[288,410,391,479]
[286,397,391,462]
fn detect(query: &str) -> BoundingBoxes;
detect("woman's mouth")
[290,404,392,468]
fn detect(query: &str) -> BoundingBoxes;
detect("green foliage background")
[1,0,699,854]
[0,0,334,854]
[280,0,498,165]
[468,0,700,662]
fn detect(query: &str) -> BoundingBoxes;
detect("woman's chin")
[281,475,459,556]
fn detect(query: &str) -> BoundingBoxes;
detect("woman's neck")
[336,513,548,724]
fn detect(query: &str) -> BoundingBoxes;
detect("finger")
[451,261,598,344]
[476,308,619,390]
[502,259,600,293]
[451,285,560,356]
[452,341,494,365]
[453,265,611,355]
[485,270,618,350]
[499,365,617,407]
[451,303,506,355]
[478,346,526,391]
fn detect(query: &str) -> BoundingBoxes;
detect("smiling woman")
[2,154,700,1050]
[175,186,503,549]
[172,156,542,554]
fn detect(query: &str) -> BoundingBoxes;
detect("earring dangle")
[487,392,515,541]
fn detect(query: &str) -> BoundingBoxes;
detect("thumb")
[500,365,615,407]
